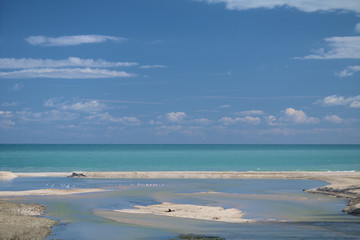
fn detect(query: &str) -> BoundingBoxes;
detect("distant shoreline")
[5,170,359,181]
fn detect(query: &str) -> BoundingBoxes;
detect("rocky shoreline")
[0,200,57,240]
[305,185,360,216]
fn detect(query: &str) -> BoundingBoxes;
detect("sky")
[0,0,359,144]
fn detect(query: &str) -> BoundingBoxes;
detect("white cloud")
[236,110,264,116]
[316,95,360,108]
[266,115,278,126]
[351,101,360,108]
[0,112,15,129]
[86,112,140,125]
[166,112,187,122]
[297,36,360,60]
[152,112,211,126]
[16,110,79,122]
[0,119,15,129]
[26,35,125,47]
[219,117,236,125]
[61,100,107,113]
[0,110,13,118]
[219,116,261,125]
[0,68,135,79]
[155,125,183,135]
[324,115,343,123]
[1,102,18,107]
[140,65,166,69]
[355,23,360,33]
[201,0,360,13]
[192,118,212,124]
[44,98,108,113]
[43,98,58,107]
[0,111,14,128]
[0,57,138,69]
[237,116,261,125]
[337,66,360,77]
[281,108,320,124]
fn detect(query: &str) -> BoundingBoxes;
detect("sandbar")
[0,188,107,197]
[4,170,358,183]
[116,202,253,223]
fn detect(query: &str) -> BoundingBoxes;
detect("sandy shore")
[0,200,57,240]
[4,170,358,182]
[116,202,253,223]
[0,188,107,197]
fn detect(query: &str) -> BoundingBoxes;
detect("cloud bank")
[140,65,166,69]
[324,115,343,123]
[337,66,360,77]
[0,57,138,69]
[316,95,360,108]
[297,36,360,60]
[201,0,360,13]
[0,68,134,79]
[219,116,261,125]
[280,108,319,124]
[26,35,125,47]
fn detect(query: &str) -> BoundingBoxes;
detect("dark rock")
[169,234,225,240]
[67,172,86,178]
[343,198,360,216]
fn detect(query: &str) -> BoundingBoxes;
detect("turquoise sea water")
[0,144,359,172]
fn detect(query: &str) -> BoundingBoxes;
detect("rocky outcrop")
[305,184,360,216]
[0,200,58,240]
[343,198,360,216]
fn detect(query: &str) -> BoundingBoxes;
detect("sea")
[0,144,359,172]
[1,144,360,239]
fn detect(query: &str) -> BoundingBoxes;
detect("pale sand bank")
[116,202,253,223]
[0,171,17,180]
[3,170,359,182]
[0,188,107,197]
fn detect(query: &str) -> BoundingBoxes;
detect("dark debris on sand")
[67,172,86,178]
[169,234,225,240]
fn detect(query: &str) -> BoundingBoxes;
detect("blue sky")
[0,0,359,143]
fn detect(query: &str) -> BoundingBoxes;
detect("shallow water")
[1,177,359,239]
